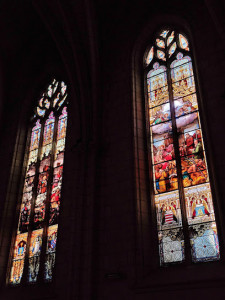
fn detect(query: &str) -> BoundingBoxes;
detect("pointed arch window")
[144,29,220,265]
[9,79,68,284]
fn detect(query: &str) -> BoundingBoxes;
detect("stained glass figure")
[45,225,58,281]
[9,79,68,284]
[145,29,220,265]
[28,229,43,283]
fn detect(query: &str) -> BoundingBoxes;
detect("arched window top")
[144,28,220,266]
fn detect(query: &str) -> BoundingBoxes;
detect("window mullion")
[166,49,192,265]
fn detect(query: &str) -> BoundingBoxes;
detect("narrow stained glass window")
[9,79,68,284]
[145,29,220,265]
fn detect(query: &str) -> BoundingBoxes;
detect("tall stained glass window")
[9,79,68,284]
[144,29,220,265]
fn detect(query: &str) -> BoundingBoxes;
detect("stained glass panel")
[174,94,198,118]
[157,50,166,61]
[147,67,167,90]
[156,38,165,48]
[26,149,38,175]
[178,34,189,51]
[160,30,169,38]
[29,121,41,151]
[146,47,154,65]
[167,31,174,46]
[9,233,28,284]
[146,29,220,266]
[43,112,55,146]
[37,107,46,117]
[179,128,203,157]
[57,118,67,140]
[156,191,182,229]
[61,82,66,96]
[49,190,61,226]
[44,225,58,281]
[168,42,176,57]
[18,193,32,233]
[190,222,219,262]
[172,76,196,99]
[28,229,43,283]
[159,228,184,264]
[171,61,193,83]
[9,79,68,284]
[151,121,172,136]
[184,184,215,225]
[23,176,35,194]
[149,103,171,126]
[154,161,178,194]
[34,193,47,229]
[52,166,63,193]
[152,136,175,164]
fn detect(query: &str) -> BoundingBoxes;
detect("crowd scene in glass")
[146,30,219,265]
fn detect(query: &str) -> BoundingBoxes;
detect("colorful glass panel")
[18,192,32,233]
[9,233,28,284]
[146,47,154,65]
[147,64,169,108]
[44,106,68,281]
[149,103,171,126]
[179,34,189,51]
[159,228,184,264]
[157,50,166,61]
[167,31,174,46]
[30,121,41,151]
[43,112,55,146]
[146,29,220,265]
[160,30,169,38]
[28,229,43,283]
[9,79,68,285]
[37,107,46,117]
[168,42,176,57]
[45,225,58,281]
[156,38,165,48]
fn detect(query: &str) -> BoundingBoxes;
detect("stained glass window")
[9,79,68,284]
[145,29,220,265]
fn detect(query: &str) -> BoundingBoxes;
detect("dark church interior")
[0,0,225,299]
